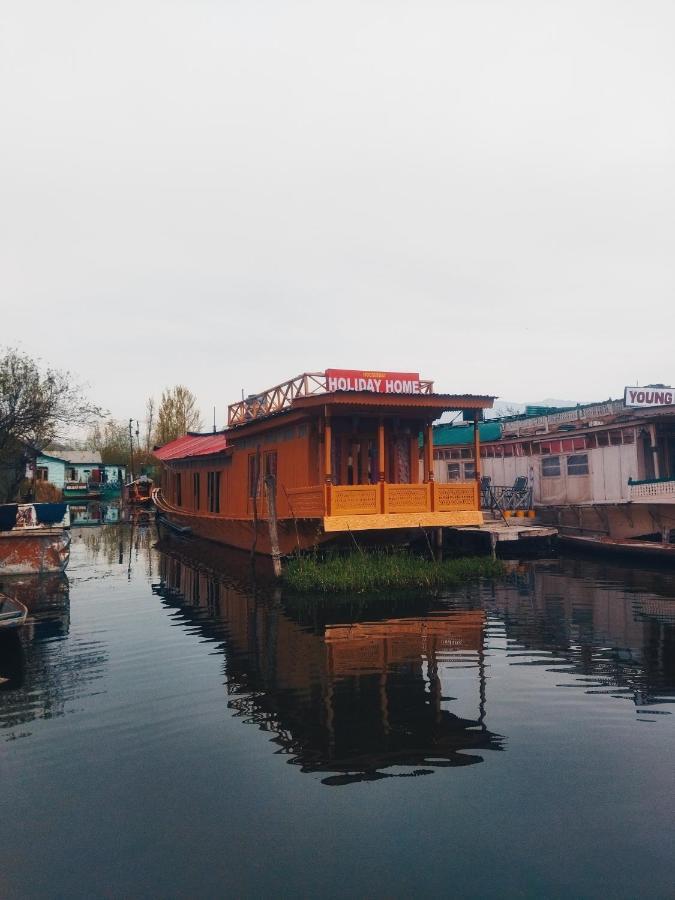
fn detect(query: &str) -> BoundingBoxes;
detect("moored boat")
[0,592,28,629]
[123,476,154,506]
[153,368,494,555]
[0,503,71,575]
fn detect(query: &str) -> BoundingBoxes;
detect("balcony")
[628,477,675,503]
[285,482,482,532]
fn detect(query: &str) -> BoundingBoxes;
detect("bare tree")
[144,396,155,452]
[155,385,202,446]
[0,348,102,500]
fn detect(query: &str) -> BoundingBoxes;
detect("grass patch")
[283,550,505,594]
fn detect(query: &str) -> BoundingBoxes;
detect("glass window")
[609,430,622,446]
[622,429,635,444]
[447,463,461,481]
[597,432,609,447]
[542,456,561,477]
[567,454,589,476]
[193,472,200,510]
[464,463,475,479]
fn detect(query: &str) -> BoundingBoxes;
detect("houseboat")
[0,503,71,574]
[433,385,675,557]
[153,369,494,554]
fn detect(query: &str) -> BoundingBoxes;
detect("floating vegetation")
[283,550,505,594]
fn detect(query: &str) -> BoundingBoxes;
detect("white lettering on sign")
[326,369,422,394]
[624,386,674,408]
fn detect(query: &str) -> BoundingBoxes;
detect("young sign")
[326,369,422,394]
[624,386,674,408]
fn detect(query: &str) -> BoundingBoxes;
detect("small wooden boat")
[560,533,675,562]
[0,503,71,574]
[0,592,28,629]
[123,476,154,506]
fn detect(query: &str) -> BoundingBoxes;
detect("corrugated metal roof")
[154,433,229,461]
[48,449,103,464]
[433,422,502,446]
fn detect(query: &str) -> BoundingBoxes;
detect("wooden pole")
[251,444,261,560]
[264,474,282,577]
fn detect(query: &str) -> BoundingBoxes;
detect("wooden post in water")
[264,474,282,578]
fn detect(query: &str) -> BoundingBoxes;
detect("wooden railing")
[628,477,675,502]
[228,371,435,425]
[280,482,480,518]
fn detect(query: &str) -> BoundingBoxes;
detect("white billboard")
[624,386,674,408]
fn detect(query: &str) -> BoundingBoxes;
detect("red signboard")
[326,369,422,394]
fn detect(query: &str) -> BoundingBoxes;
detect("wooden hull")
[0,592,28,629]
[560,533,675,562]
[0,529,71,575]
[154,489,483,556]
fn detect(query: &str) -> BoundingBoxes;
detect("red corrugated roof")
[154,433,229,461]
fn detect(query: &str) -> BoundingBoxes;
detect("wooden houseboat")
[433,385,675,555]
[153,369,494,555]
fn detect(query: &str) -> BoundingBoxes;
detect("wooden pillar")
[473,413,482,480]
[425,423,434,482]
[378,417,386,514]
[324,410,332,515]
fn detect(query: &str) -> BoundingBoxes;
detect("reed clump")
[283,550,505,593]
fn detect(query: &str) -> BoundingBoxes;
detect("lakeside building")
[154,369,494,554]
[36,450,126,490]
[433,387,675,544]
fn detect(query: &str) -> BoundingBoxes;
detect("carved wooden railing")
[228,372,435,426]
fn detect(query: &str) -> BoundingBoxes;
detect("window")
[609,430,622,446]
[597,432,609,447]
[207,471,221,513]
[175,473,182,505]
[567,454,589,476]
[542,456,561,477]
[248,454,260,498]
[447,463,461,481]
[464,463,475,480]
[193,472,200,510]
[37,466,49,481]
[622,429,635,444]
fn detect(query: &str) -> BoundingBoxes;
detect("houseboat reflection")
[153,540,504,784]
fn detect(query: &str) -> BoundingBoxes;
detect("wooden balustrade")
[284,481,479,518]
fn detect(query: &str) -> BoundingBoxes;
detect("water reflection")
[487,559,675,711]
[152,540,675,783]
[153,541,504,784]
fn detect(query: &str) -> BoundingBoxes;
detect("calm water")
[1,520,674,899]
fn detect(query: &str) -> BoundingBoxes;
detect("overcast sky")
[2,0,674,431]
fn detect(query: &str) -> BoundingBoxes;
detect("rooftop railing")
[227,372,435,426]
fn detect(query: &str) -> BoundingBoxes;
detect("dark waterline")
[1,520,674,899]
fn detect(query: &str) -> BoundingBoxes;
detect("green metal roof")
[432,421,502,446]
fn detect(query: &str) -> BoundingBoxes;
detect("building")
[433,387,675,543]
[36,450,126,489]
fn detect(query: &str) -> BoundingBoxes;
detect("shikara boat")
[123,477,154,506]
[153,368,494,555]
[0,503,71,575]
[0,592,28,629]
